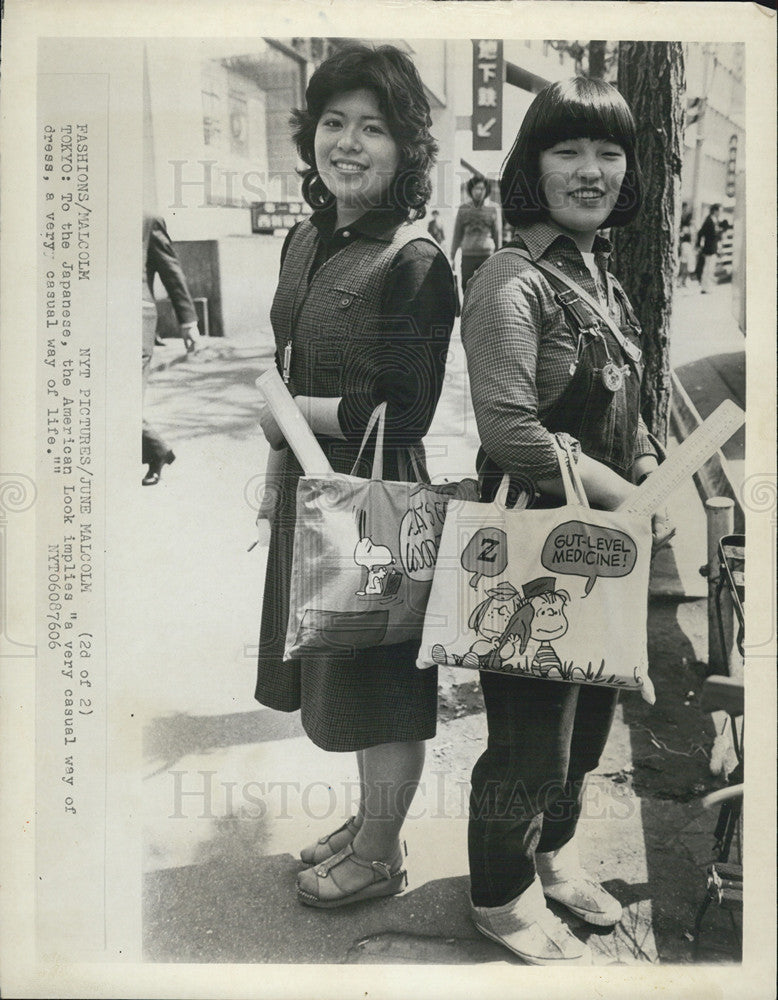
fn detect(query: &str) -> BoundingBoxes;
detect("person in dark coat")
[254,45,457,908]
[695,203,721,292]
[142,215,199,485]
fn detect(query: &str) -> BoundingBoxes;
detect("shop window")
[202,76,222,147]
[229,91,249,156]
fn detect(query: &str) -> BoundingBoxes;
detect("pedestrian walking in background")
[450,174,502,291]
[461,76,673,965]
[142,214,200,486]
[426,208,446,248]
[678,225,696,288]
[696,203,721,292]
[254,44,457,909]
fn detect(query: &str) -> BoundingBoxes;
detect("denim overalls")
[542,267,644,481]
[477,247,645,505]
[469,249,643,909]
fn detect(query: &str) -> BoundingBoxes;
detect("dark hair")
[291,43,437,220]
[500,76,643,229]
[710,203,721,213]
[466,175,489,199]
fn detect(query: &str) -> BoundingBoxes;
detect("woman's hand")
[651,506,677,554]
[632,461,676,553]
[257,398,287,450]
[632,454,659,485]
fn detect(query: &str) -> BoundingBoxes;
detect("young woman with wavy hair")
[255,43,457,909]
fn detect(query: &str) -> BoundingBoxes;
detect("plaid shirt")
[461,221,656,481]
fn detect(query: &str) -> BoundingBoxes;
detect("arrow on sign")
[477,118,496,137]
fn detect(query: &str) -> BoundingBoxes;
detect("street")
[138,283,743,966]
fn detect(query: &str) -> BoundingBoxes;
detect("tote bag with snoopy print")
[283,404,478,660]
[417,438,656,704]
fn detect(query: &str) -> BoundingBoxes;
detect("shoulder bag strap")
[500,247,603,345]
[504,247,642,368]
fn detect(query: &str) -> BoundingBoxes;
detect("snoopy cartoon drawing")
[490,576,571,676]
[432,581,522,668]
[353,510,400,598]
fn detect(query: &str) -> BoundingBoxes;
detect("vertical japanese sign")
[726,134,738,198]
[472,39,503,151]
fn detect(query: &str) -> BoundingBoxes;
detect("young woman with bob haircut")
[461,76,673,965]
[254,43,457,910]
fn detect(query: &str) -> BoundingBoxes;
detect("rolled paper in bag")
[255,368,334,477]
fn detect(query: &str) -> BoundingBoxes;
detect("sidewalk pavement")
[646,280,745,599]
[139,303,743,966]
[669,280,746,504]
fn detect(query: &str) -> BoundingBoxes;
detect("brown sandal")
[296,842,407,909]
[299,816,360,866]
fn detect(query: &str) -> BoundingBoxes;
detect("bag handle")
[407,448,423,483]
[552,435,590,509]
[350,403,386,480]
[494,474,531,511]
[397,447,424,484]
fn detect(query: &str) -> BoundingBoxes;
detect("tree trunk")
[613,42,685,445]
[588,41,607,80]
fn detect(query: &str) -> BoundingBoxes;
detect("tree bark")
[613,42,685,445]
[588,41,607,80]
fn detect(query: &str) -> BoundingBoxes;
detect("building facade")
[143,38,744,344]
[143,37,580,345]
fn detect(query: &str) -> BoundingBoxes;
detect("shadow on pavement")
[144,845,486,965]
[623,598,740,964]
[140,590,741,964]
[143,848,660,966]
[144,708,305,776]
[674,351,745,463]
[148,347,270,442]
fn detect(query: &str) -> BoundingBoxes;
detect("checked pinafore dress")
[255,215,455,752]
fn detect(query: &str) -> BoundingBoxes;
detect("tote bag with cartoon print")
[283,404,478,660]
[417,438,656,704]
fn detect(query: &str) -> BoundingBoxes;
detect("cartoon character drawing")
[492,576,571,677]
[354,535,396,595]
[432,581,521,668]
[353,510,401,599]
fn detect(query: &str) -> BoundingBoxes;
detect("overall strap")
[605,271,640,328]
[502,246,642,369]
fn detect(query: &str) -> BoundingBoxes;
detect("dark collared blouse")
[461,221,657,483]
[256,206,456,751]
